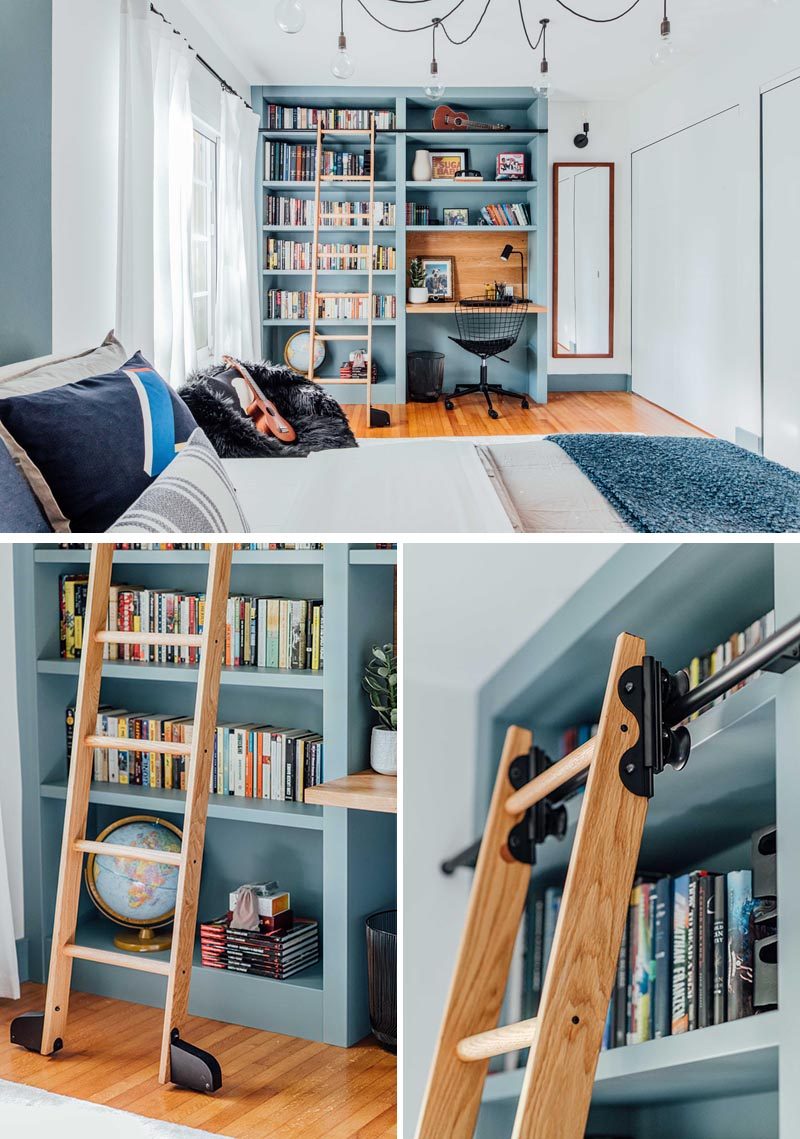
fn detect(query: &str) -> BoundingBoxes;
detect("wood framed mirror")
[552,162,615,358]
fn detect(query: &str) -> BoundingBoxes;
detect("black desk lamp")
[500,244,529,301]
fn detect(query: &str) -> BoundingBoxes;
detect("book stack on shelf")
[68,707,323,800]
[58,543,324,551]
[479,203,531,226]
[201,883,320,979]
[264,290,396,321]
[264,238,396,271]
[406,203,431,226]
[264,195,396,229]
[264,103,395,131]
[340,352,377,383]
[265,142,373,182]
[59,577,324,671]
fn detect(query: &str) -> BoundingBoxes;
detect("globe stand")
[115,927,173,954]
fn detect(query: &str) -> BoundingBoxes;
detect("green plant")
[362,643,397,731]
[408,257,426,289]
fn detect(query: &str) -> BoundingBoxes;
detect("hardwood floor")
[343,391,709,439]
[0,984,396,1138]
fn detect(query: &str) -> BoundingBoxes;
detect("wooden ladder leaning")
[11,542,234,1093]
[416,632,653,1139]
[307,113,390,429]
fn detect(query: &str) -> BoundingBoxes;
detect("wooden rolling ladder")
[307,113,390,429]
[11,543,234,1093]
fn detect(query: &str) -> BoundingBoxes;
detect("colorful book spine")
[654,876,672,1038]
[713,873,727,1024]
[727,870,755,1021]
[671,874,690,1034]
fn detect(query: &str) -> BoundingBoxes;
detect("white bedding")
[223,436,629,534]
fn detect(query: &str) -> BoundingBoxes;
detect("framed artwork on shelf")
[443,208,469,227]
[496,152,526,180]
[431,150,468,179]
[421,256,455,301]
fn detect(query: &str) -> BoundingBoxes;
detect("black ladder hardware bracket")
[10,1012,61,1055]
[169,1030,222,1093]
[370,408,391,428]
[618,657,691,798]
[507,746,568,866]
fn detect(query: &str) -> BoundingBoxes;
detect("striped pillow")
[110,429,250,533]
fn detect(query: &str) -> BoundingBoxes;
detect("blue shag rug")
[548,434,800,533]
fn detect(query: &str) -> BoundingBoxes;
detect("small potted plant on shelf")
[362,643,397,776]
[408,257,428,305]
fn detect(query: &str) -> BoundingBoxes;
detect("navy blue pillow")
[0,435,52,532]
[0,353,197,532]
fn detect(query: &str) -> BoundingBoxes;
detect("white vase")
[412,149,432,182]
[370,727,397,776]
[408,287,428,305]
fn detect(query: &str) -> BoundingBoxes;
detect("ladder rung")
[321,175,371,181]
[315,379,370,385]
[96,631,204,648]
[320,128,371,135]
[316,335,369,341]
[63,943,171,975]
[504,738,595,816]
[85,735,192,756]
[456,1017,538,1062]
[74,839,183,866]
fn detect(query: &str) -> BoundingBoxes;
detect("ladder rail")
[366,113,375,427]
[307,121,323,382]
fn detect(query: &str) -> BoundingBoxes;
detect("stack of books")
[340,354,378,383]
[200,915,320,979]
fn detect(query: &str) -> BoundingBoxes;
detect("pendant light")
[535,18,551,96]
[275,0,305,35]
[331,0,355,79]
[651,0,678,64]
[424,19,446,101]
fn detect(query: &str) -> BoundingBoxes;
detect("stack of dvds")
[199,915,320,980]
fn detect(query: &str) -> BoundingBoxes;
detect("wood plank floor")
[0,984,396,1138]
[343,391,709,439]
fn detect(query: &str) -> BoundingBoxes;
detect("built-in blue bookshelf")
[16,545,397,1048]
[253,87,549,407]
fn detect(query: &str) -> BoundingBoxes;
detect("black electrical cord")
[552,0,644,22]
[517,1,546,52]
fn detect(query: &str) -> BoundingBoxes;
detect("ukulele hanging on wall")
[431,105,510,132]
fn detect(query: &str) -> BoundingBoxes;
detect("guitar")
[432,105,510,132]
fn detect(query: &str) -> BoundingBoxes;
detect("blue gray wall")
[0,0,52,366]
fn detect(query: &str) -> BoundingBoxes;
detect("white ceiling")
[184,0,765,102]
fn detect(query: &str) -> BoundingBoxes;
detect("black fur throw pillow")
[179,362,358,459]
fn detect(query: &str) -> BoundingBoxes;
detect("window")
[191,127,217,366]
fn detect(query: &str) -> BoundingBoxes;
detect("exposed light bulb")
[424,59,446,101]
[275,0,304,34]
[535,61,551,97]
[331,34,355,80]
[650,32,678,65]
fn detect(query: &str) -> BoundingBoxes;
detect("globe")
[85,815,183,953]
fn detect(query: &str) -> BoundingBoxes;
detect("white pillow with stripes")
[110,429,250,533]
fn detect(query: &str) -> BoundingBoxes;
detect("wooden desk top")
[304,771,397,813]
[406,302,547,315]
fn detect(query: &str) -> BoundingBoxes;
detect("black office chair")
[445,298,531,419]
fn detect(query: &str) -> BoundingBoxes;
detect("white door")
[762,75,800,470]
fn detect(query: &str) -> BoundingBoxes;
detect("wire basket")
[366,909,397,1050]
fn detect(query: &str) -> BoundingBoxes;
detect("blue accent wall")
[0,0,52,366]
[547,373,631,392]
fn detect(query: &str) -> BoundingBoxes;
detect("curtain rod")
[149,2,253,111]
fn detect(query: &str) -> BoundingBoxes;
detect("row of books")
[679,610,776,721]
[264,142,371,182]
[479,202,531,226]
[59,578,324,671]
[264,194,395,229]
[264,103,395,131]
[58,543,324,551]
[264,290,396,322]
[71,706,323,800]
[406,203,431,225]
[264,238,396,272]
[200,914,320,979]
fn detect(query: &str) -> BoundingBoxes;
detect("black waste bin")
[365,909,396,1050]
[407,351,445,403]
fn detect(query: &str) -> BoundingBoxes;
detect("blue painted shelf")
[405,180,538,191]
[33,548,326,566]
[37,657,325,689]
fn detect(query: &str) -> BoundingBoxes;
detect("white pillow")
[0,331,127,397]
[110,429,251,533]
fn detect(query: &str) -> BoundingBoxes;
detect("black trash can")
[365,909,397,1051]
[407,351,445,403]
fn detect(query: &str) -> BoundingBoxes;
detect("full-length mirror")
[552,162,614,358]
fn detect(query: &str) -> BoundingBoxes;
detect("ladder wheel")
[521,399,530,410]
[489,409,499,420]
[444,400,454,411]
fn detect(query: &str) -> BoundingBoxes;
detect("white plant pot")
[370,727,397,776]
[412,149,432,182]
[408,287,429,305]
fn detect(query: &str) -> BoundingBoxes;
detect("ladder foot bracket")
[10,1012,62,1055]
[370,408,391,428]
[170,1031,223,1093]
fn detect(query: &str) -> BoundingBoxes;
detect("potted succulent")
[362,643,397,776]
[408,258,429,305]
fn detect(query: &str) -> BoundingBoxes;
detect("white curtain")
[214,91,261,362]
[0,547,22,1000]
[116,0,196,383]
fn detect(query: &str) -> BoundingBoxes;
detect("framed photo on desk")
[421,256,454,300]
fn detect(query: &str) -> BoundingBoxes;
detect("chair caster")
[444,400,454,411]
[521,400,530,409]
[488,409,499,420]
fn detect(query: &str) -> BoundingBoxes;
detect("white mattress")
[222,436,628,534]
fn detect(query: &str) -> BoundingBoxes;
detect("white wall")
[0,549,23,945]
[403,542,620,1135]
